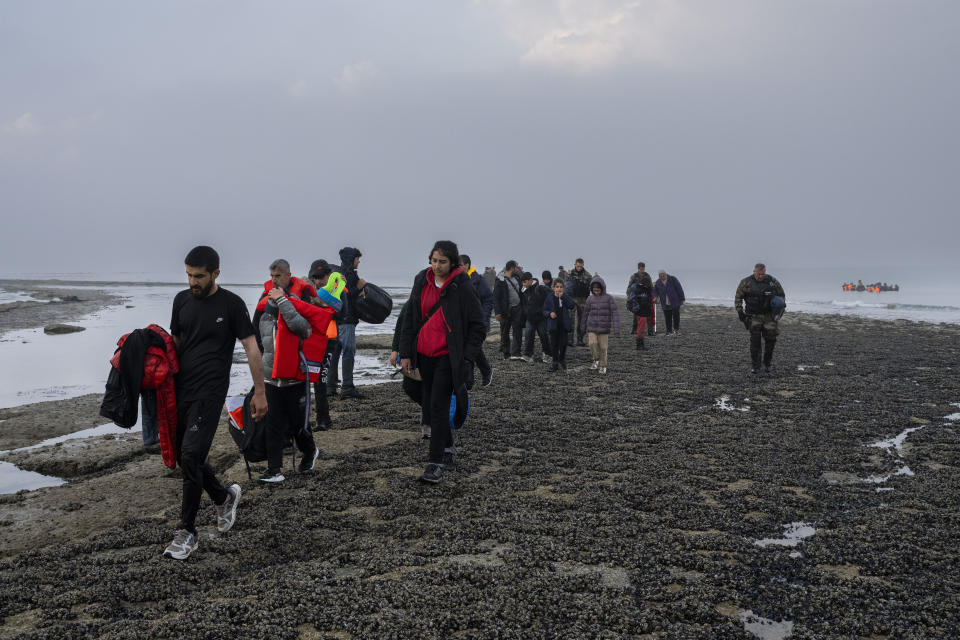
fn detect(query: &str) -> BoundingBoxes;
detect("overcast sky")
[2,1,958,283]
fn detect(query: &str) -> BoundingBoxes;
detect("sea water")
[0,283,406,410]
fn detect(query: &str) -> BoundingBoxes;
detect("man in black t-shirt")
[163,246,267,560]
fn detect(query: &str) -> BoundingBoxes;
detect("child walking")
[543,278,575,371]
[582,276,619,374]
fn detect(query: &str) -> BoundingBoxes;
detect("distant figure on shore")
[654,270,685,336]
[557,265,568,284]
[566,259,592,347]
[482,267,496,291]
[521,271,551,364]
[544,278,575,371]
[164,246,266,560]
[735,263,786,374]
[494,260,524,360]
[328,247,366,400]
[583,276,619,374]
[627,262,654,351]
[459,254,494,387]
[399,240,485,484]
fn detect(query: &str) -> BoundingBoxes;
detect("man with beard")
[566,258,592,346]
[735,263,786,374]
[163,246,267,560]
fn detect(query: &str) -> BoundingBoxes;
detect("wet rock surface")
[42,324,86,335]
[1,305,959,638]
[0,282,122,337]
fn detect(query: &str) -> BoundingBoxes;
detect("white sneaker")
[590,360,599,370]
[421,424,431,439]
[599,367,607,375]
[216,484,241,532]
[521,355,534,364]
[542,354,551,364]
[163,529,198,560]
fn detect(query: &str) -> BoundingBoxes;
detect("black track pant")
[176,397,229,533]
[265,383,316,471]
[417,355,455,464]
[500,306,524,357]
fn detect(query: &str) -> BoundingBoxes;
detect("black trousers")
[312,342,334,423]
[265,383,316,471]
[176,397,229,533]
[417,355,455,464]
[475,348,491,380]
[551,328,568,362]
[500,306,523,357]
[664,308,681,333]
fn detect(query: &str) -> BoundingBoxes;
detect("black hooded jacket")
[338,247,361,325]
[399,268,486,392]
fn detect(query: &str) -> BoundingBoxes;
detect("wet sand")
[0,305,959,638]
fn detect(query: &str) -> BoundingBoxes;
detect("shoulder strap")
[419,297,443,331]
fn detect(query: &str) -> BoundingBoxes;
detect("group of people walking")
[156,243,786,560]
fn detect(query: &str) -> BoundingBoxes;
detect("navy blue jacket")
[467,269,494,332]
[543,292,576,332]
[654,275,685,310]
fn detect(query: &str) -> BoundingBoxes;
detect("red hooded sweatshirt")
[417,266,463,358]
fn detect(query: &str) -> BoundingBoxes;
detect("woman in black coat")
[399,240,486,484]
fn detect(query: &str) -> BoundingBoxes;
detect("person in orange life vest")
[254,259,334,483]
[163,246,266,561]
[308,259,341,431]
[400,240,486,485]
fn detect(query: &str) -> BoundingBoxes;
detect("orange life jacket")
[256,294,334,383]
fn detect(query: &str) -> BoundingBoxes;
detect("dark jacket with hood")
[522,281,551,323]
[466,267,495,332]
[566,267,593,300]
[628,271,654,318]
[582,276,620,334]
[399,267,486,395]
[338,247,362,325]
[493,270,522,316]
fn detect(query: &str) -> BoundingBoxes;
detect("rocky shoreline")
[0,304,958,638]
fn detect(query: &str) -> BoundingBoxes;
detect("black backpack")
[227,388,270,477]
[355,283,394,324]
[627,283,650,314]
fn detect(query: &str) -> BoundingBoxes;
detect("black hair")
[429,240,460,266]
[460,254,471,267]
[185,246,219,273]
[575,258,584,264]
[541,270,551,281]
[505,259,518,271]
[755,263,766,270]
[637,261,645,268]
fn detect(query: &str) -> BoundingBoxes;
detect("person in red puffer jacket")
[399,240,486,484]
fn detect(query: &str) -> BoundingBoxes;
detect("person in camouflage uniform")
[735,263,786,374]
[566,258,592,346]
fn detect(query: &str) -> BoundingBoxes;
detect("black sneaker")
[481,368,493,388]
[419,463,444,484]
[340,388,363,400]
[561,361,567,371]
[257,469,285,483]
[751,367,760,375]
[314,417,332,431]
[764,364,773,374]
[441,449,457,471]
[298,447,320,472]
[551,361,559,372]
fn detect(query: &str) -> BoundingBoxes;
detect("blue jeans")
[523,319,551,358]
[140,393,160,445]
[327,323,357,393]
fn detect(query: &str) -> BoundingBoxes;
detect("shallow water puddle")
[0,421,136,494]
[740,610,794,639]
[0,460,65,493]
[715,395,750,412]
[754,522,816,548]
[861,426,923,488]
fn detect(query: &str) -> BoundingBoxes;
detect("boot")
[763,338,776,373]
[750,331,762,374]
